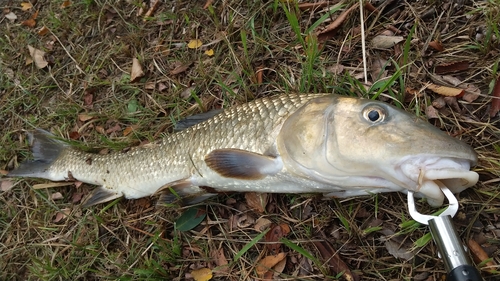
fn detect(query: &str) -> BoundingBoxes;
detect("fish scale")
[8,93,478,207]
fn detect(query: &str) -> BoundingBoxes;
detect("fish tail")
[8,129,69,178]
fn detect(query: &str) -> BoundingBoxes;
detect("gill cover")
[276,96,340,181]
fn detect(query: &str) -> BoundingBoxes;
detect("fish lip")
[394,154,479,206]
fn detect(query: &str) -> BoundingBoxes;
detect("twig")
[359,0,368,84]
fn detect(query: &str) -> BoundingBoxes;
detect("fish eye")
[363,106,385,123]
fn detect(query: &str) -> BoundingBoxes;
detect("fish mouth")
[396,155,479,207]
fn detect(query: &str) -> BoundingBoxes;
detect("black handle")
[447,264,482,281]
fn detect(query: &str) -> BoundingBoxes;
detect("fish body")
[8,94,478,207]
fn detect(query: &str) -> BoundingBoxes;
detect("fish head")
[277,95,478,206]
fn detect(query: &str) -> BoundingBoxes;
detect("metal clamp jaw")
[407,186,483,281]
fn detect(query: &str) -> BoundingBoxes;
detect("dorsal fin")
[174,109,223,131]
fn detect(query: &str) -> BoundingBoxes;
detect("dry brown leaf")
[428,40,444,51]
[314,241,358,281]
[0,170,9,176]
[272,255,287,277]
[371,35,404,49]
[211,248,229,273]
[245,192,268,213]
[254,217,272,232]
[21,2,33,11]
[37,26,49,36]
[468,239,497,273]
[191,267,212,281]
[384,240,415,260]
[78,114,94,122]
[69,131,80,140]
[316,3,359,42]
[170,62,192,75]
[22,18,36,28]
[435,61,469,74]
[72,192,84,203]
[0,180,14,192]
[60,0,71,8]
[28,45,48,69]
[489,75,500,117]
[130,58,144,82]
[427,83,464,97]
[54,208,71,223]
[123,126,138,136]
[51,192,64,200]
[426,105,440,119]
[256,253,286,278]
[265,223,290,255]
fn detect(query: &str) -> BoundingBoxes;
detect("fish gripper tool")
[407,186,483,281]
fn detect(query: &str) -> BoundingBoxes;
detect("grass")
[1,0,500,280]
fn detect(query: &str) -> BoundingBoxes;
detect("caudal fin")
[8,129,68,178]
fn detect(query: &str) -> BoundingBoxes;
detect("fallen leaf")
[72,192,84,203]
[28,45,48,69]
[123,126,138,136]
[22,18,36,28]
[204,49,214,56]
[256,253,286,278]
[385,240,415,260]
[468,239,497,273]
[51,192,64,200]
[317,3,359,42]
[245,192,268,213]
[211,248,229,273]
[435,61,469,74]
[5,12,17,21]
[54,208,71,223]
[69,131,80,140]
[0,180,14,192]
[489,75,500,117]
[188,39,203,49]
[191,267,212,281]
[130,58,144,82]
[254,217,272,232]
[371,35,404,49]
[21,2,33,11]
[427,83,464,97]
[78,114,93,122]
[461,83,481,102]
[170,62,193,75]
[426,105,440,119]
[37,26,49,36]
[265,223,290,255]
[428,40,444,51]
[314,241,358,281]
[60,0,71,8]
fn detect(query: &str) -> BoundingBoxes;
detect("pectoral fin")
[204,149,283,180]
[82,187,122,207]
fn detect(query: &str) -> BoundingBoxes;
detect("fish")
[8,93,479,207]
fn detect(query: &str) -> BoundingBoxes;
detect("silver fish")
[8,94,478,207]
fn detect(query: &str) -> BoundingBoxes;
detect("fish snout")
[396,156,479,207]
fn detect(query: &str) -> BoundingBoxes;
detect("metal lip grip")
[408,184,483,281]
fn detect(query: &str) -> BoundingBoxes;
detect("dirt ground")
[1,0,499,280]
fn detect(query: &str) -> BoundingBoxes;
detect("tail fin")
[8,129,68,178]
